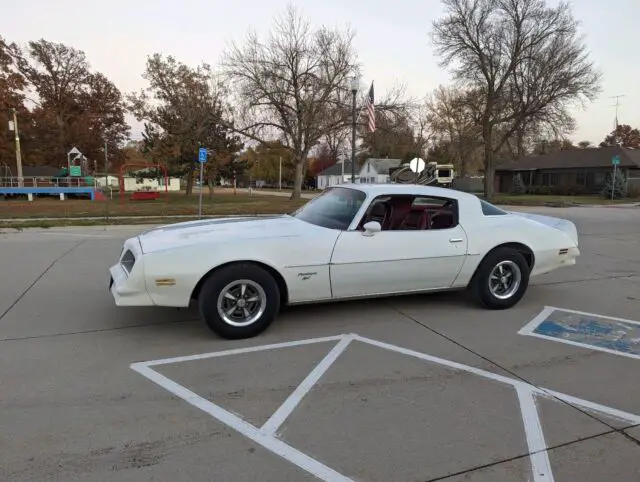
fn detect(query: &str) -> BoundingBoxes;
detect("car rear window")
[480,199,508,215]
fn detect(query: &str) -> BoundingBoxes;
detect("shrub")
[600,170,627,199]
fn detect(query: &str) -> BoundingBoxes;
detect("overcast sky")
[2,0,638,145]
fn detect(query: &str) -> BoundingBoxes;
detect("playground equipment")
[119,163,168,202]
[389,161,455,187]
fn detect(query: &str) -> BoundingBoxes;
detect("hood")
[508,211,579,246]
[137,215,312,254]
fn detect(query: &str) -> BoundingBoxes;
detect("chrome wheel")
[216,280,267,327]
[488,260,522,300]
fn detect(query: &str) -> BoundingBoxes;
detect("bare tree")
[422,85,484,176]
[221,5,359,200]
[432,0,601,197]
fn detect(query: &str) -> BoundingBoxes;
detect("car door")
[329,224,468,299]
[329,195,468,299]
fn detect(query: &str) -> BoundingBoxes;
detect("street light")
[350,76,359,183]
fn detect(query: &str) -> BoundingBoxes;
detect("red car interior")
[359,195,457,231]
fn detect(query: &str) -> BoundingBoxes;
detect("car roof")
[333,183,479,202]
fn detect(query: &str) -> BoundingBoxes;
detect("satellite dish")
[409,157,426,173]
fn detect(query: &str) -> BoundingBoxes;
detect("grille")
[120,249,136,274]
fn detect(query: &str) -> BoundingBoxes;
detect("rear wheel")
[198,263,280,339]
[468,248,530,309]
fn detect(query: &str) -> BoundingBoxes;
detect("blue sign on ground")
[519,307,640,360]
[198,147,208,163]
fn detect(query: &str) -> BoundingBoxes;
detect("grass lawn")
[1,189,638,230]
[0,191,308,221]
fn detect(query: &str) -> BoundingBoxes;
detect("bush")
[600,170,627,199]
[525,184,588,196]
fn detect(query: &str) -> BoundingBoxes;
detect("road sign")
[612,155,621,166]
[409,157,426,173]
[198,147,208,163]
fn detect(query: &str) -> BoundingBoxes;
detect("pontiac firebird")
[109,184,580,339]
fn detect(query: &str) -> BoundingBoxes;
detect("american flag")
[364,82,375,133]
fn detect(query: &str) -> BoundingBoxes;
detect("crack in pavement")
[533,273,640,286]
[423,424,640,481]
[387,304,640,449]
[0,239,87,323]
[0,317,200,343]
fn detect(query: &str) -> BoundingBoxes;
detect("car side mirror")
[362,221,382,236]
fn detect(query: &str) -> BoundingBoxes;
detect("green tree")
[600,124,640,149]
[601,169,627,199]
[0,36,30,171]
[9,39,129,167]
[128,54,242,195]
[359,112,422,163]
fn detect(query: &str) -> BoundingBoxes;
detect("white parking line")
[131,333,640,482]
[261,335,354,436]
[517,386,554,482]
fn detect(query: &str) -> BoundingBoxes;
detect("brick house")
[494,146,640,194]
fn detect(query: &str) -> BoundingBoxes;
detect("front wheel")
[468,248,530,309]
[198,263,281,339]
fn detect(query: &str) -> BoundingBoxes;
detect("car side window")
[358,194,459,231]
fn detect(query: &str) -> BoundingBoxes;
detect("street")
[1,205,639,481]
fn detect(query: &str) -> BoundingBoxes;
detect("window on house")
[576,172,585,185]
[549,174,560,186]
[586,172,595,186]
[595,172,606,186]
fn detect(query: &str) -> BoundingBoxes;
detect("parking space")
[1,206,639,481]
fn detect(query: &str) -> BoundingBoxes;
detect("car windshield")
[291,187,366,230]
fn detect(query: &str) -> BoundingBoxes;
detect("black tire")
[198,263,281,339]
[468,247,530,310]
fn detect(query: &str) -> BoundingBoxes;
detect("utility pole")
[10,108,23,187]
[278,156,282,191]
[104,140,110,218]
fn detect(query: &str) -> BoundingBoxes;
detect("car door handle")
[449,238,464,243]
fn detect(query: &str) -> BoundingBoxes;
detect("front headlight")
[120,249,136,275]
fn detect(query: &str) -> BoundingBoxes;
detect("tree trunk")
[483,124,495,199]
[208,178,215,198]
[516,125,525,158]
[185,162,194,196]
[290,158,304,200]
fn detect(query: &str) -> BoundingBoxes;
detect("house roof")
[365,158,403,174]
[495,146,640,171]
[317,161,355,176]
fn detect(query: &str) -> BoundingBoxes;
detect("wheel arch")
[470,242,535,282]
[190,260,289,306]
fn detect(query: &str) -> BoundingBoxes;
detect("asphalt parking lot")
[1,205,639,482]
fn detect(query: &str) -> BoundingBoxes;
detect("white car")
[109,184,580,339]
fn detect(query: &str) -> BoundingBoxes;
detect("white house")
[358,158,403,183]
[94,175,181,192]
[316,161,360,189]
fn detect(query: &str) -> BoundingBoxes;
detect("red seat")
[399,209,427,230]
[429,211,454,229]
